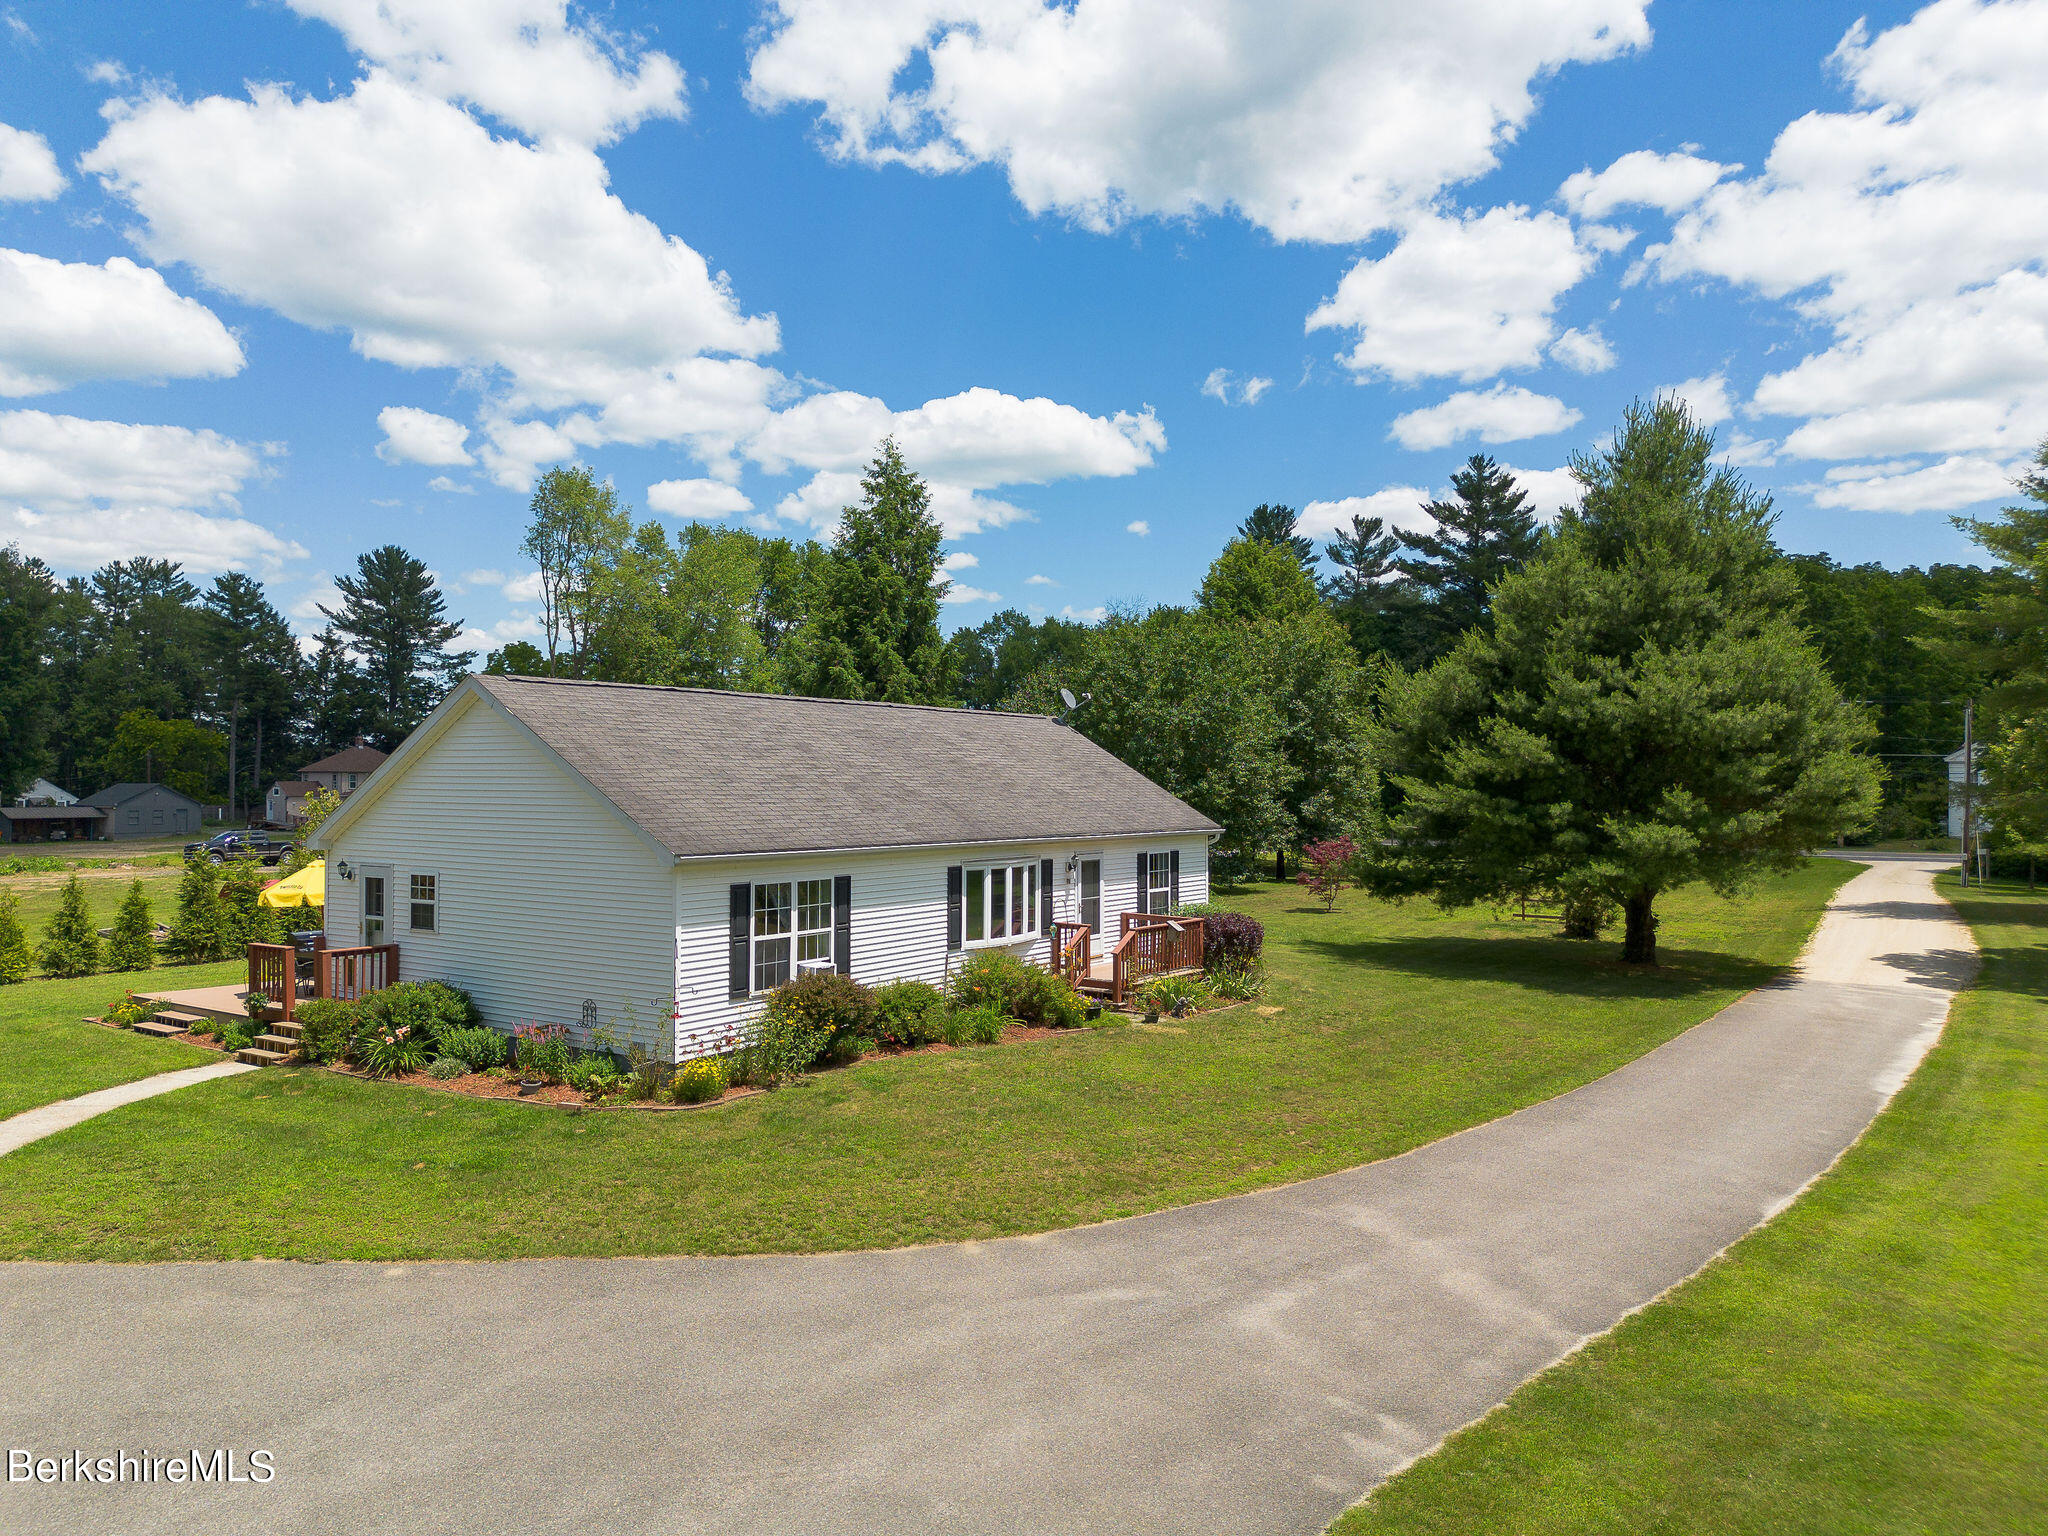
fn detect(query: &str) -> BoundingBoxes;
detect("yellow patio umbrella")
[259,858,325,908]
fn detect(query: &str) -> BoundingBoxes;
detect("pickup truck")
[183,831,291,866]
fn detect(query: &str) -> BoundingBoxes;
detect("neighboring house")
[83,783,205,841]
[298,742,389,799]
[0,804,106,843]
[313,675,1221,1062]
[1947,743,1987,840]
[264,779,327,827]
[14,778,77,807]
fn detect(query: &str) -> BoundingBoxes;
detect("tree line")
[0,544,469,812]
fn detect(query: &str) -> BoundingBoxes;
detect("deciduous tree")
[1199,536,1321,625]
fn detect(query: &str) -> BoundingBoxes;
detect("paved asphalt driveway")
[0,858,1974,1535]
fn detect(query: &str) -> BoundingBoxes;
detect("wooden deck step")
[130,1018,191,1038]
[266,1020,304,1040]
[235,1047,291,1067]
[148,1009,208,1029]
[253,1033,299,1056]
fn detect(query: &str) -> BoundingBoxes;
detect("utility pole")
[1961,699,1975,887]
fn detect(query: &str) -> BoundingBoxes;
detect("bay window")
[962,862,1038,946]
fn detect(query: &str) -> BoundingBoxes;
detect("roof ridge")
[485,673,1060,723]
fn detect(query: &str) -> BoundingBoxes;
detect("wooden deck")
[135,983,280,1026]
[1057,913,1207,1005]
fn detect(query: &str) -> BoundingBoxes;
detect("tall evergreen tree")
[1237,503,1316,571]
[37,875,101,978]
[108,880,156,972]
[1396,455,1543,660]
[201,572,300,817]
[1198,536,1321,624]
[1927,436,2048,719]
[303,624,379,756]
[0,889,30,984]
[319,546,472,744]
[0,545,59,801]
[787,440,949,703]
[1320,512,1426,664]
[1369,400,1878,964]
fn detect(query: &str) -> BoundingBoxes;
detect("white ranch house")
[311,675,1221,1061]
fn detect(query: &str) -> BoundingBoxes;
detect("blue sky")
[3,0,2041,653]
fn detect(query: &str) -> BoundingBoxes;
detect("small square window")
[409,873,437,932]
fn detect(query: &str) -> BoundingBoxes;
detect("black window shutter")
[727,883,751,999]
[1169,849,1181,911]
[946,865,964,950]
[833,875,853,977]
[1137,851,1150,914]
[1039,858,1053,933]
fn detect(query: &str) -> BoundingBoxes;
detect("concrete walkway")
[0,1061,255,1158]
[0,859,1973,1536]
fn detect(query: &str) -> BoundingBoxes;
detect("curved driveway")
[0,857,1973,1536]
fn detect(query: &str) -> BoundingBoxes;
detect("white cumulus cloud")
[1806,454,2026,514]
[747,0,1650,243]
[648,477,754,519]
[1661,374,1735,428]
[1558,148,1736,218]
[0,408,301,572]
[375,405,473,465]
[1548,325,1616,373]
[1298,488,1437,539]
[1126,519,1150,536]
[0,250,243,396]
[1308,206,1599,382]
[0,122,64,201]
[1389,384,1581,451]
[1201,368,1273,406]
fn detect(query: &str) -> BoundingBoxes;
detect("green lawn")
[0,860,1852,1262]
[1329,871,2046,1536]
[0,961,240,1120]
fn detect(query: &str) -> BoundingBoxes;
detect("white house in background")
[14,778,76,806]
[311,675,1221,1062]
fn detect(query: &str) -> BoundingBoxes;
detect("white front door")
[361,864,392,946]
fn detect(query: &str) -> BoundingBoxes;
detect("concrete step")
[235,1047,290,1067]
[252,1033,299,1055]
[130,1019,191,1038]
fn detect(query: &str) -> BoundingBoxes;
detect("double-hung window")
[409,873,438,932]
[962,862,1039,945]
[753,879,834,991]
[1144,852,1173,915]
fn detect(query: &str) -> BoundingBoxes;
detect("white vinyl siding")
[670,837,1209,1061]
[322,695,676,1058]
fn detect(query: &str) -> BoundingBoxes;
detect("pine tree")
[1237,503,1316,571]
[1927,436,2048,720]
[37,874,101,978]
[1321,512,1426,664]
[201,572,301,819]
[166,856,232,964]
[0,545,59,802]
[108,879,156,972]
[1397,455,1543,661]
[0,888,30,984]
[788,440,950,703]
[1370,400,1879,964]
[320,546,473,743]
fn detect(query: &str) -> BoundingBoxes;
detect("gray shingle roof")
[82,783,200,807]
[472,675,1221,858]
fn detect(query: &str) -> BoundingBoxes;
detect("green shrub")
[36,874,101,977]
[0,889,31,984]
[946,950,1036,1015]
[942,1005,1006,1046]
[1143,973,1211,1018]
[358,1019,429,1077]
[564,1054,624,1098]
[1008,966,1086,1028]
[181,1015,217,1042]
[438,1024,507,1072]
[218,1020,256,1054]
[358,980,478,1056]
[107,880,156,972]
[165,856,232,963]
[873,979,947,1046]
[672,1056,728,1103]
[294,998,360,1064]
[105,992,156,1027]
[748,972,877,1084]
[427,1057,466,1080]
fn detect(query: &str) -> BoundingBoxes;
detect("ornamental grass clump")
[358,1020,428,1077]
[1143,973,1212,1018]
[941,1004,1006,1047]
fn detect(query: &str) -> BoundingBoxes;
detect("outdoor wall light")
[336,860,355,880]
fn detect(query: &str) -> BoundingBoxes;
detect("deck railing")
[247,942,297,1020]
[1050,920,1092,986]
[316,943,399,1003]
[1107,914,1204,1004]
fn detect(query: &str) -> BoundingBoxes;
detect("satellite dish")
[1059,688,1078,710]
